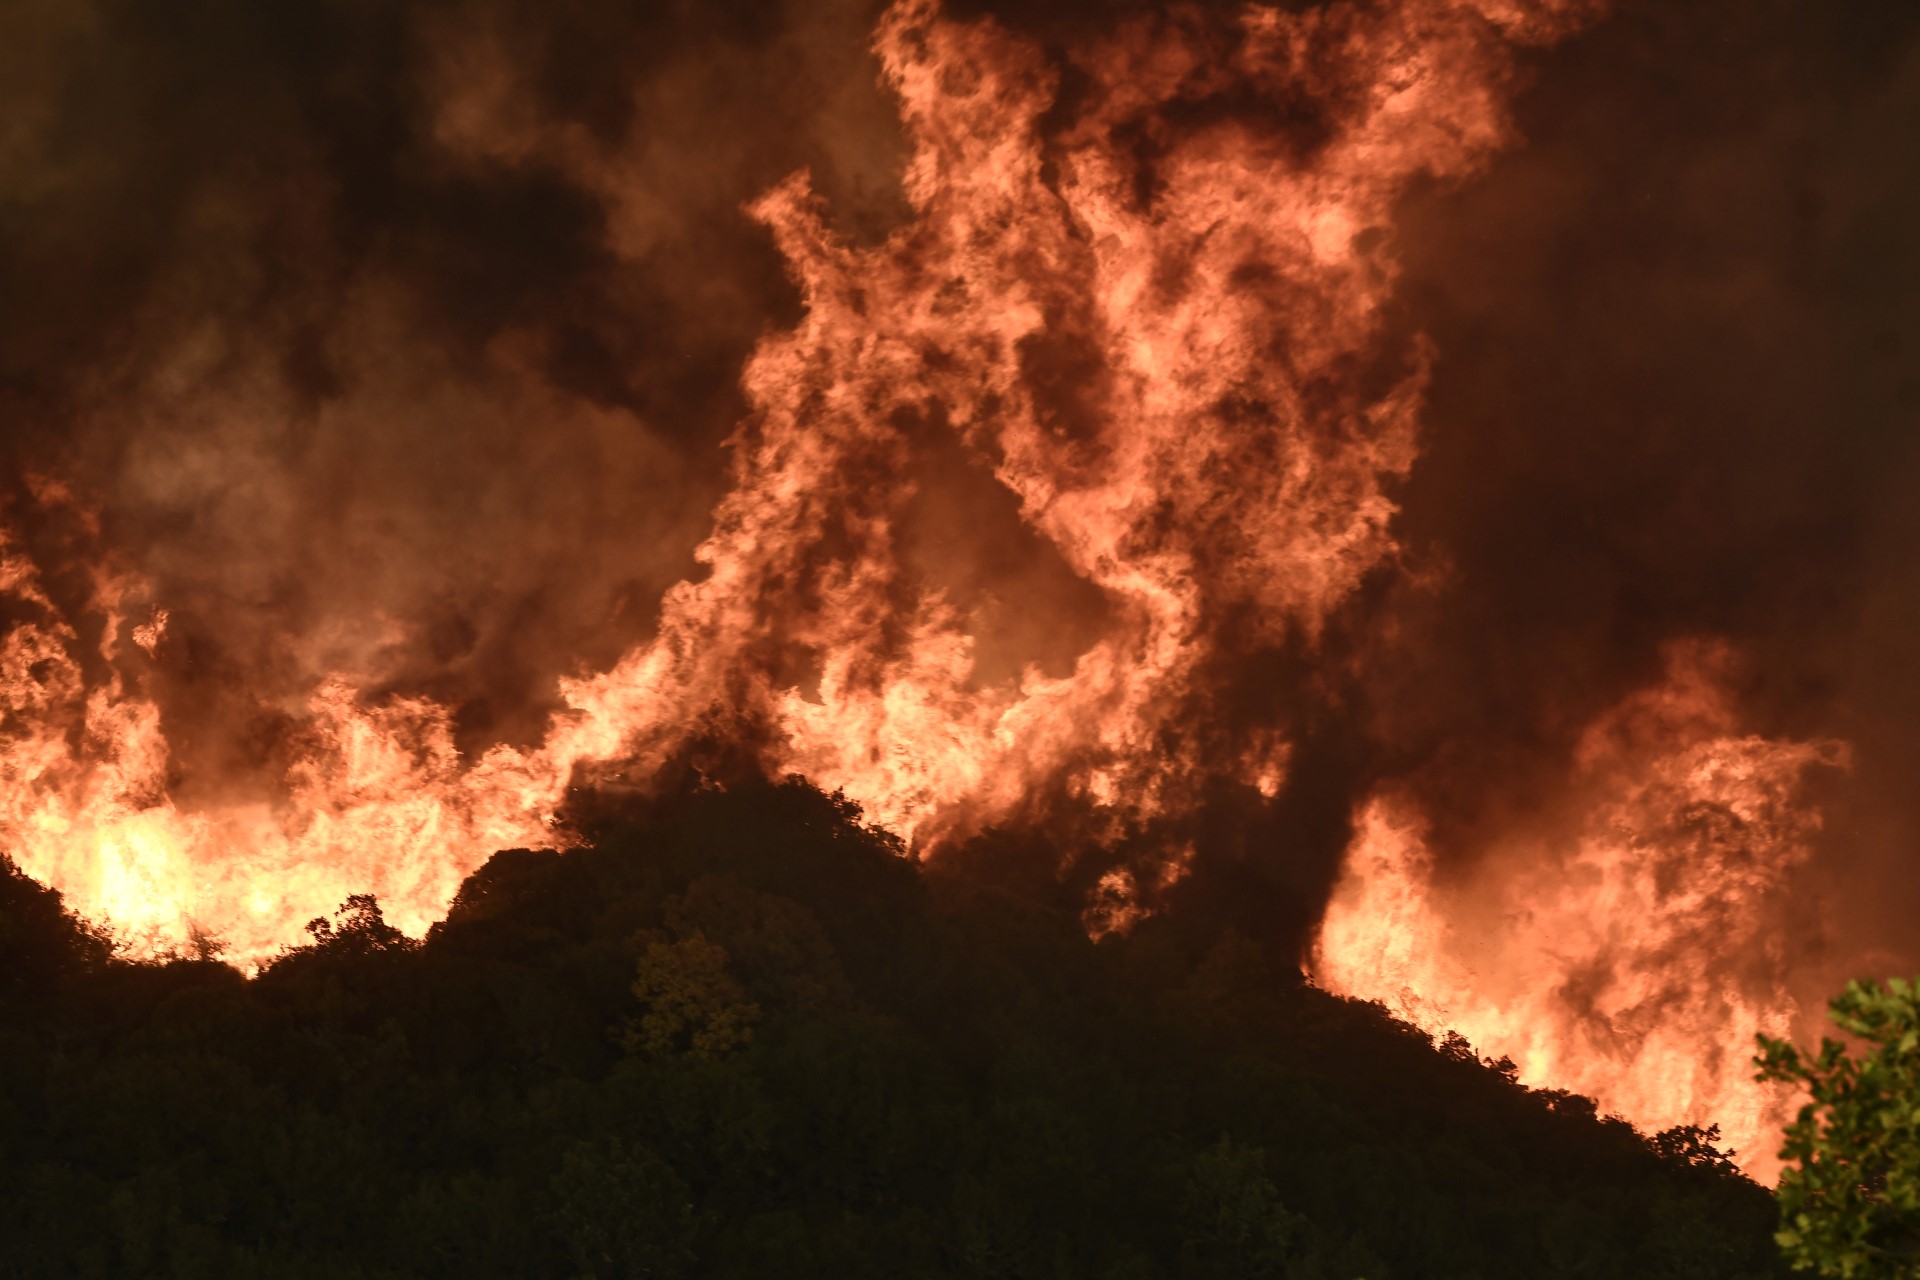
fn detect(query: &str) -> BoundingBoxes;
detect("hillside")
[0,778,1785,1279]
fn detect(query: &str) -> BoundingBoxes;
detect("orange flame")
[0,490,571,960]
[1314,643,1848,1182]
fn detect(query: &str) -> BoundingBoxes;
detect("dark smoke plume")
[1377,0,1920,989]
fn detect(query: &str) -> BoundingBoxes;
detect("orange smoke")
[1314,642,1848,1183]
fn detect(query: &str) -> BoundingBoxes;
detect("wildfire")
[0,0,1842,1179]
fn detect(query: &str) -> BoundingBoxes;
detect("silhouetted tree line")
[0,778,1788,1278]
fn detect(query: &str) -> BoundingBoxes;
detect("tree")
[302,893,416,957]
[624,933,761,1060]
[1756,977,1920,1278]
[1178,1137,1309,1279]
[0,852,112,1010]
[1650,1123,1741,1177]
[548,1135,695,1279]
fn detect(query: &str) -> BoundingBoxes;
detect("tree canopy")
[1758,978,1920,1279]
[0,778,1791,1278]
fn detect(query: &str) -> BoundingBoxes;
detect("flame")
[0,492,569,960]
[7,2,1584,940]
[1313,643,1848,1182]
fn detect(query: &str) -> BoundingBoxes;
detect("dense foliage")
[0,779,1788,1278]
[1758,979,1920,1278]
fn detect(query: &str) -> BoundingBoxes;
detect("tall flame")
[558,0,1582,842]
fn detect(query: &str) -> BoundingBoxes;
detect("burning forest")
[3,0,1920,1257]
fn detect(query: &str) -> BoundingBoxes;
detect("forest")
[0,776,1788,1278]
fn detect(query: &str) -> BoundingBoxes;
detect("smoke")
[0,0,908,762]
